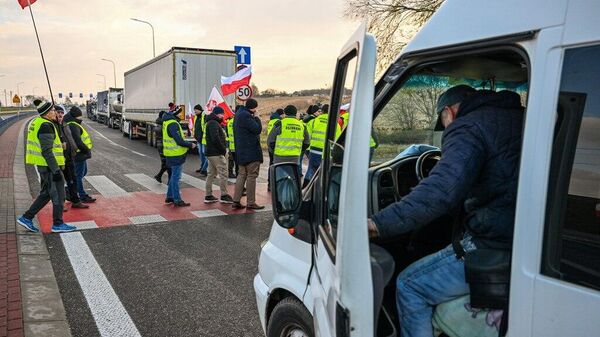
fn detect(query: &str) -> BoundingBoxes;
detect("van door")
[310,23,377,337]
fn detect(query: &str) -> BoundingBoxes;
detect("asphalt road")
[36,117,273,337]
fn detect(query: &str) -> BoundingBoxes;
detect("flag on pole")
[18,0,37,9]
[187,102,196,134]
[205,86,234,120]
[220,66,252,96]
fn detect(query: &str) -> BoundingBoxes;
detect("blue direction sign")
[58,93,63,98]
[234,46,251,65]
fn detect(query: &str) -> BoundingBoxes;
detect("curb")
[13,119,72,337]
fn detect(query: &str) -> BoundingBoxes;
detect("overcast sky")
[0,0,359,103]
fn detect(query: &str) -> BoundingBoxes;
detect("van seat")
[432,295,501,337]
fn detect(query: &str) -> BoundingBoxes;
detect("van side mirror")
[269,163,302,229]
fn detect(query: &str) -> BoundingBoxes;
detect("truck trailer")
[122,47,237,146]
[96,88,123,129]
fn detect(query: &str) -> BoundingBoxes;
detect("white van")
[254,0,600,336]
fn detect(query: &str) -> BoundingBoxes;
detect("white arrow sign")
[238,48,247,64]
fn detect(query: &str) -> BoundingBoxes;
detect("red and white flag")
[18,0,37,9]
[205,86,234,120]
[220,66,252,96]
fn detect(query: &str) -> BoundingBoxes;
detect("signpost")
[235,85,253,101]
[79,93,83,98]
[58,93,62,99]
[234,46,251,65]
[12,95,21,105]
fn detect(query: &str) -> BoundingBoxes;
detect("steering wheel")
[415,149,441,181]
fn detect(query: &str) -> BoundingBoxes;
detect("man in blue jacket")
[368,85,524,337]
[162,107,196,207]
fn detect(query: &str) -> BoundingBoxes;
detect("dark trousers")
[74,160,88,198]
[228,151,238,177]
[62,160,80,203]
[24,167,65,225]
[157,155,172,182]
[268,152,274,189]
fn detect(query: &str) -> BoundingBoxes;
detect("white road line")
[180,173,208,190]
[85,123,147,157]
[69,220,99,230]
[85,175,129,197]
[191,209,228,218]
[129,214,167,224]
[125,173,167,194]
[61,232,142,337]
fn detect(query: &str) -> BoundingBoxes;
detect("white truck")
[255,0,600,336]
[122,47,236,145]
[95,88,123,129]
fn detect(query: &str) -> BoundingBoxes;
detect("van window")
[542,45,600,291]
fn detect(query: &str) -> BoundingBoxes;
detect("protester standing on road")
[266,109,283,191]
[203,107,234,204]
[17,100,77,233]
[304,105,327,187]
[67,106,96,204]
[163,107,197,207]
[59,106,89,209]
[268,105,309,168]
[232,98,264,210]
[154,111,171,183]
[193,104,208,176]
[226,108,239,178]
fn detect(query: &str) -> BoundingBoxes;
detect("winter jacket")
[37,121,61,173]
[205,113,227,156]
[163,112,195,167]
[193,113,204,142]
[233,107,263,165]
[155,112,166,157]
[61,114,78,159]
[372,90,524,249]
[67,119,92,162]
[268,117,310,164]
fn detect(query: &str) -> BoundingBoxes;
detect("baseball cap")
[434,85,476,130]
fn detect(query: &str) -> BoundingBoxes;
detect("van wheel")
[267,297,314,337]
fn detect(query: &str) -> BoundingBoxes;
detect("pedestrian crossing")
[85,175,129,197]
[125,173,168,194]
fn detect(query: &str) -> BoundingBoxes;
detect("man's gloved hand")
[52,171,63,182]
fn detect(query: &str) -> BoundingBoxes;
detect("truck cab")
[254,0,600,336]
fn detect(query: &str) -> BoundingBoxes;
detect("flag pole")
[26,0,54,104]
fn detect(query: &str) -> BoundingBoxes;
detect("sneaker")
[247,204,265,210]
[81,195,96,203]
[220,194,234,204]
[232,202,245,209]
[165,198,174,204]
[71,202,90,209]
[51,223,78,233]
[204,195,218,203]
[174,200,191,207]
[228,174,237,179]
[154,174,162,183]
[195,169,202,173]
[17,216,39,233]
[199,171,208,177]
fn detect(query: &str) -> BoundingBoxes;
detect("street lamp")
[96,74,106,90]
[131,18,155,58]
[17,82,24,107]
[101,58,117,88]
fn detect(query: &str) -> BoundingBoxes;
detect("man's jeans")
[396,236,476,337]
[166,164,183,202]
[74,160,88,198]
[199,144,208,172]
[24,167,64,225]
[304,150,322,183]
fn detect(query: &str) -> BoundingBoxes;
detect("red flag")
[220,66,252,96]
[205,86,234,120]
[18,0,37,9]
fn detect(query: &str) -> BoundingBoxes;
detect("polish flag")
[18,0,37,9]
[205,86,234,120]
[220,66,252,96]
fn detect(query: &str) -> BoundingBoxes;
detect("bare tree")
[345,0,444,75]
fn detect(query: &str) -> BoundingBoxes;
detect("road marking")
[86,123,147,157]
[129,214,167,224]
[180,173,207,190]
[191,209,228,218]
[61,232,142,337]
[125,173,167,194]
[85,175,129,197]
[253,204,273,213]
[69,220,98,230]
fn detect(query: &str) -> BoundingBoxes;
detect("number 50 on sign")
[236,85,253,101]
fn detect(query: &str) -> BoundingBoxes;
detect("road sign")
[234,46,251,65]
[79,93,83,98]
[58,93,63,98]
[90,93,93,98]
[69,92,73,98]
[12,95,20,104]
[235,85,253,101]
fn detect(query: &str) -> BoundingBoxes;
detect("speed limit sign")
[235,85,253,101]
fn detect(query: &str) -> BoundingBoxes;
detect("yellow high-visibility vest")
[267,119,278,136]
[66,121,93,151]
[340,112,376,148]
[274,118,304,157]
[162,119,188,157]
[308,114,330,151]
[25,117,65,166]
[201,114,207,145]
[227,118,235,151]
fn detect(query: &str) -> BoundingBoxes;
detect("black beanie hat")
[321,104,329,113]
[69,106,83,118]
[212,106,224,115]
[193,104,203,112]
[245,98,258,110]
[275,108,284,116]
[35,99,53,116]
[284,105,297,116]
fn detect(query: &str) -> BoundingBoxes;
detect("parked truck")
[96,88,123,129]
[122,47,236,146]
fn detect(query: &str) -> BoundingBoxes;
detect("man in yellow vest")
[339,107,378,159]
[193,104,208,176]
[266,109,283,191]
[303,104,341,187]
[66,106,95,203]
[267,105,309,169]
[163,106,197,207]
[226,107,240,178]
[17,100,77,233]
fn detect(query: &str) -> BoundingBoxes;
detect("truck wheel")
[267,297,314,337]
[128,123,133,140]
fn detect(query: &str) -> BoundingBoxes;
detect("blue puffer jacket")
[372,90,524,249]
[233,107,263,165]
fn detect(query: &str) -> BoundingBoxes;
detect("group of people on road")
[18,99,94,233]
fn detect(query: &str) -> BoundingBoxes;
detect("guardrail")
[0,111,36,135]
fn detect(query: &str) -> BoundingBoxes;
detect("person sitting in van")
[367,85,524,337]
